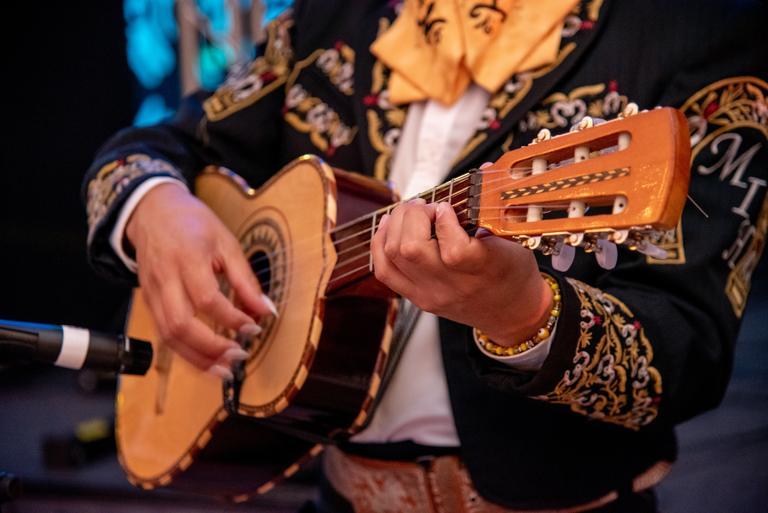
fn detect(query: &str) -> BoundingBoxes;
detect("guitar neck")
[327,172,477,292]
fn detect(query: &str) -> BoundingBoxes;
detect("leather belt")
[323,446,671,513]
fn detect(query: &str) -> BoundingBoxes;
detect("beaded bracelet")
[474,274,561,357]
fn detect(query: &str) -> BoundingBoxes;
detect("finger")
[382,203,406,263]
[479,161,494,169]
[434,202,484,270]
[396,202,441,272]
[218,238,275,318]
[141,282,219,369]
[371,214,416,296]
[382,199,429,264]
[159,278,239,365]
[182,261,256,331]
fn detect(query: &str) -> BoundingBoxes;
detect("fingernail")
[207,364,234,381]
[223,347,249,362]
[378,214,389,229]
[263,295,279,317]
[239,323,262,337]
[409,197,426,205]
[436,202,450,217]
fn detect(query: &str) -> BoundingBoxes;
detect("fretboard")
[326,172,476,292]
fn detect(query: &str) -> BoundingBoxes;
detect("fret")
[368,212,377,272]
[431,186,436,204]
[448,179,454,207]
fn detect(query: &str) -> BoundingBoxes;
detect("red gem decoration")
[581,20,595,30]
[608,80,618,92]
[703,101,719,119]
[593,315,603,326]
[489,119,501,130]
[260,70,277,82]
[633,320,642,330]
[326,145,337,157]
[363,94,379,106]
[334,41,344,51]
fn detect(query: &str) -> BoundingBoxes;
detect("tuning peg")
[551,241,576,272]
[634,239,668,260]
[524,236,542,250]
[611,230,629,244]
[568,233,584,246]
[534,128,552,143]
[570,116,594,132]
[619,102,639,119]
[594,239,618,269]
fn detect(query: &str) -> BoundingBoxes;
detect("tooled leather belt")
[322,446,671,513]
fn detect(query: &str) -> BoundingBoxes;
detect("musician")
[83,1,768,511]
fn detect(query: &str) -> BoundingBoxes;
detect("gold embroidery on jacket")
[283,81,357,155]
[365,18,407,180]
[86,155,184,243]
[536,278,662,430]
[316,43,355,96]
[682,77,768,313]
[517,81,629,133]
[203,15,293,121]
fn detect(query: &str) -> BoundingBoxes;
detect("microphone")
[0,319,152,375]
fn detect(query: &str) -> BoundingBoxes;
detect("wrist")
[481,273,555,346]
[125,181,189,246]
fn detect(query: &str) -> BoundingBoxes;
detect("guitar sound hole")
[250,250,272,295]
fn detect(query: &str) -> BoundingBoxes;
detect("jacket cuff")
[109,176,189,273]
[85,154,186,283]
[469,274,663,431]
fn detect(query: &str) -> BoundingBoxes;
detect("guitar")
[116,107,691,501]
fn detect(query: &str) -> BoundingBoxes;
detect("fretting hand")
[371,199,552,345]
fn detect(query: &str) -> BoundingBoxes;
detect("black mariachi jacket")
[83,0,768,509]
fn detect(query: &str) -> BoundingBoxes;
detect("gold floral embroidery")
[536,278,662,430]
[684,77,768,153]
[86,154,183,243]
[284,83,357,156]
[365,18,407,180]
[517,81,631,133]
[203,14,293,121]
[316,43,355,96]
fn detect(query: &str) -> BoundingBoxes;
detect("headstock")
[469,106,691,270]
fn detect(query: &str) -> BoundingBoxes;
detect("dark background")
[1,2,766,512]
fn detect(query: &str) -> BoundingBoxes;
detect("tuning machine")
[622,229,668,259]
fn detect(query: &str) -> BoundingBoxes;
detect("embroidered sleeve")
[533,278,662,430]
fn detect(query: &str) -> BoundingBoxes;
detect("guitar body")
[117,156,398,499]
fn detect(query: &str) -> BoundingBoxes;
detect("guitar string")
[246,205,585,288]
[236,164,627,286]
[243,171,609,282]
[241,166,547,271]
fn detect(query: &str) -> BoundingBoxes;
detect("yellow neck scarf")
[371,0,579,106]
